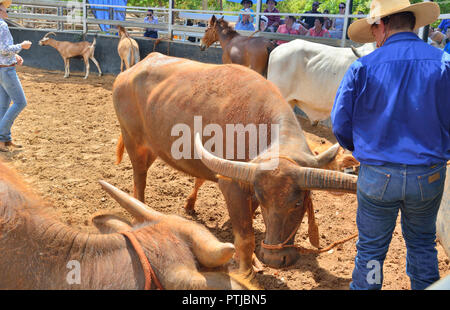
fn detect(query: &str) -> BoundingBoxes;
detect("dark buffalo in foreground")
[0,160,253,289]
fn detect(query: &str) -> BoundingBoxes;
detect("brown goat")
[117,26,140,72]
[0,160,255,289]
[38,32,102,79]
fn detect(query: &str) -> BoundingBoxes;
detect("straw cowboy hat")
[0,0,12,8]
[348,0,440,43]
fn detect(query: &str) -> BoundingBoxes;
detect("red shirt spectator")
[308,17,331,38]
[277,16,307,45]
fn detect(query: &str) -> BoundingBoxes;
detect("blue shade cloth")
[87,0,128,32]
[331,32,450,166]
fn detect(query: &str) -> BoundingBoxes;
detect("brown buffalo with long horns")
[113,52,358,278]
[0,160,253,289]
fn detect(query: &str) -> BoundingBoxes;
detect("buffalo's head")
[195,133,357,268]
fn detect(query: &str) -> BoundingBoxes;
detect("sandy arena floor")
[2,66,448,290]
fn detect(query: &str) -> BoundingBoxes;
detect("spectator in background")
[437,19,450,34]
[277,16,307,45]
[427,27,436,45]
[260,15,269,32]
[144,9,158,38]
[323,9,332,30]
[333,2,346,33]
[308,17,331,38]
[300,1,321,29]
[430,31,445,49]
[235,8,255,31]
[238,0,255,25]
[264,0,280,32]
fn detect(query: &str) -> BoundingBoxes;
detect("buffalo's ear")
[92,213,132,234]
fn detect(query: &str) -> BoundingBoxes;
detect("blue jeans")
[351,163,446,290]
[0,66,27,143]
[144,30,158,38]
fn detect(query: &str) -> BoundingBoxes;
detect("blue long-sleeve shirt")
[0,19,22,66]
[331,32,450,166]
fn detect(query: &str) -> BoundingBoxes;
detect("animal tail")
[153,38,163,52]
[116,134,125,165]
[152,35,171,52]
[128,44,135,67]
[249,30,260,38]
[267,40,277,56]
[263,41,277,78]
[134,46,140,64]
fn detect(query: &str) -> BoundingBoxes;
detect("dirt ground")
[2,66,448,290]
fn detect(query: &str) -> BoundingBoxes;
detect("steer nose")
[259,246,300,268]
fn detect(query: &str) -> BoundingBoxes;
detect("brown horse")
[200,15,276,77]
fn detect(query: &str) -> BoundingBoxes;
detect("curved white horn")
[351,45,363,58]
[44,32,57,38]
[98,180,164,222]
[194,133,258,183]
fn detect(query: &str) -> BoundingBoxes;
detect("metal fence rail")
[6,0,450,48]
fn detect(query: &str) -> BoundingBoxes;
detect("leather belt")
[0,63,16,68]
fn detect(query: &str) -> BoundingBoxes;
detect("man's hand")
[21,40,32,50]
[15,55,23,66]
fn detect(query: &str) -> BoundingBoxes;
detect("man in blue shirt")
[144,9,158,39]
[332,0,449,290]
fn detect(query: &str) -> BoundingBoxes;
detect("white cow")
[268,39,376,124]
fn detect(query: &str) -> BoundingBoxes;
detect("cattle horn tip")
[98,180,163,222]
